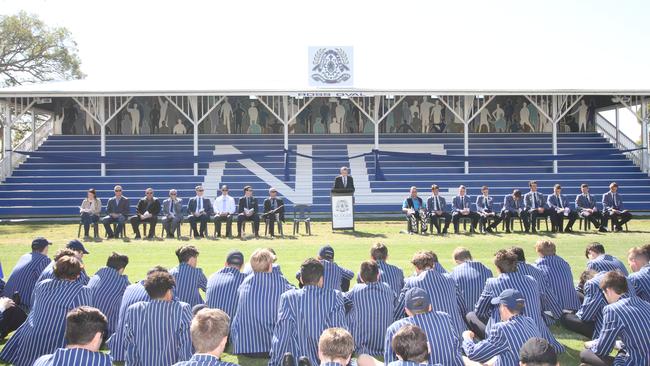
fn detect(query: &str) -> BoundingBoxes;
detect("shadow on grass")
[335,230,387,238]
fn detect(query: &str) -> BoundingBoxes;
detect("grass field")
[1,220,648,365]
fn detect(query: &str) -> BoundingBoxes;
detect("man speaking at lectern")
[333,166,355,192]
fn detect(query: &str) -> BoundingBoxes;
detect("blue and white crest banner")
[309,46,353,87]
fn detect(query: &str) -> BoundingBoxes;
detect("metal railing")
[0,116,53,182]
[595,112,644,168]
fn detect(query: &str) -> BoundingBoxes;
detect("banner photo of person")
[43,95,602,136]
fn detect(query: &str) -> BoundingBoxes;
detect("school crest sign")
[309,46,353,87]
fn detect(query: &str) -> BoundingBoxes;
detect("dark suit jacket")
[162,198,183,217]
[333,175,355,192]
[187,197,214,216]
[263,197,285,221]
[427,195,447,213]
[106,196,130,216]
[238,196,259,215]
[135,197,161,216]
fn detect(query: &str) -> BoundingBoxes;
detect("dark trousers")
[161,216,181,237]
[0,305,28,339]
[188,214,210,237]
[581,211,603,229]
[465,311,487,340]
[102,215,127,237]
[479,212,502,231]
[130,215,157,238]
[429,212,451,233]
[580,349,615,366]
[603,211,632,229]
[501,211,522,232]
[523,209,549,231]
[451,211,479,233]
[560,313,594,339]
[263,213,282,236]
[550,209,578,231]
[81,213,99,236]
[214,214,233,237]
[237,214,260,237]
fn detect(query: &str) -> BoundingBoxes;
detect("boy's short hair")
[370,242,388,261]
[65,306,108,346]
[359,261,379,283]
[191,308,230,353]
[318,328,354,361]
[144,270,176,299]
[391,324,429,363]
[175,245,199,263]
[250,248,275,272]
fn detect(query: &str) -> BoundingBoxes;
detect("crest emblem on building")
[309,47,353,86]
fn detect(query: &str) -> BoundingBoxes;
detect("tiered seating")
[0,133,648,218]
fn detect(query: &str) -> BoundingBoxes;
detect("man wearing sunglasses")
[102,185,130,239]
[162,189,183,239]
[187,186,213,238]
[130,188,161,240]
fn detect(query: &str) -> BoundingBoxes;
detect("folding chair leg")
[77,223,82,238]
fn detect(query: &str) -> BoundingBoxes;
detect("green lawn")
[1,220,648,366]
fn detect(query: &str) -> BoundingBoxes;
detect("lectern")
[331,189,354,230]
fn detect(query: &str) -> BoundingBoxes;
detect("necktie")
[247,197,251,208]
[557,195,563,208]
[613,194,617,208]
[585,194,589,204]
[533,193,537,209]
[198,197,202,212]
[515,199,519,209]
[222,196,227,213]
[343,176,346,187]
[435,196,440,211]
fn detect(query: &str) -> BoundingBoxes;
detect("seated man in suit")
[333,166,355,192]
[523,180,549,233]
[475,185,501,233]
[602,182,633,232]
[576,183,606,232]
[262,187,284,237]
[501,189,525,233]
[162,189,183,239]
[129,188,161,239]
[213,185,236,238]
[427,184,451,234]
[102,185,130,239]
[187,185,214,238]
[547,184,578,233]
[237,185,260,238]
[451,185,479,234]
[402,186,427,234]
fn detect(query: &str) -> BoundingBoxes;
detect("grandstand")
[0,125,648,218]
[0,82,648,220]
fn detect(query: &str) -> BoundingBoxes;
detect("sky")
[0,0,647,138]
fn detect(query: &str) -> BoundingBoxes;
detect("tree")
[0,11,84,86]
[0,11,83,154]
